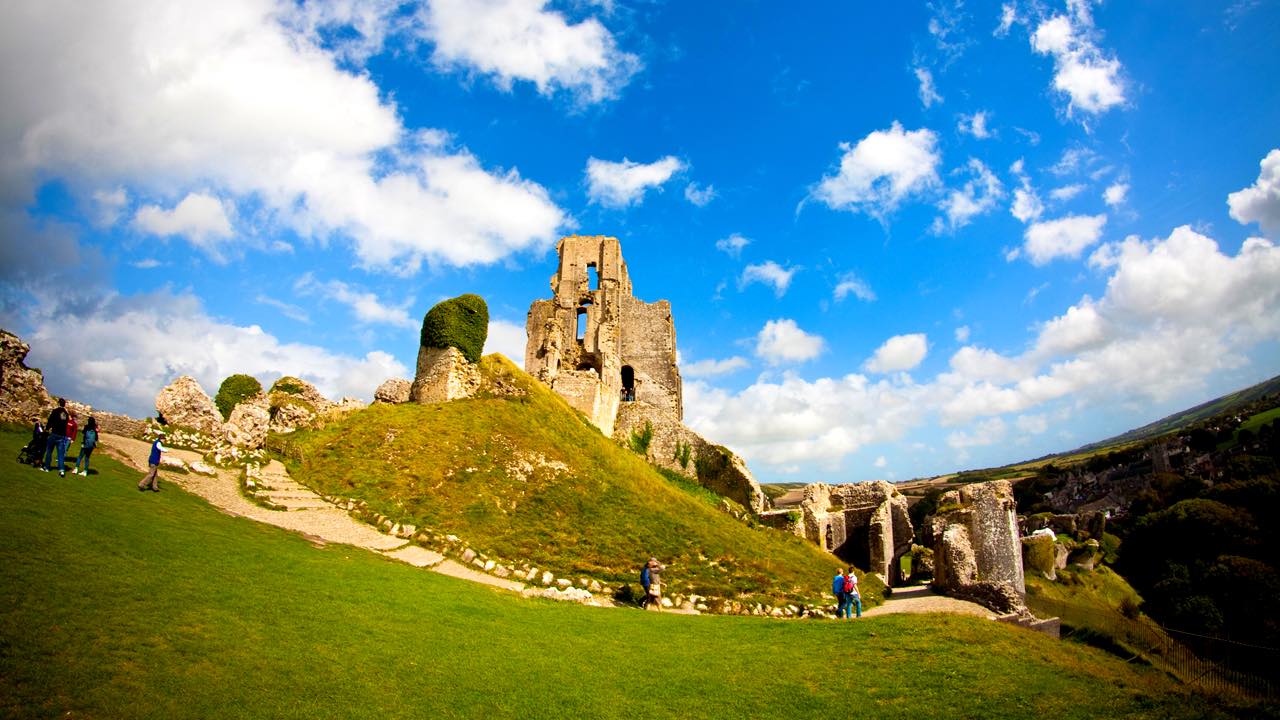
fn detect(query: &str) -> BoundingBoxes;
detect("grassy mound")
[0,431,1219,719]
[281,355,875,609]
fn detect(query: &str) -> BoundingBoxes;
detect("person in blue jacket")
[74,417,98,476]
[137,430,166,492]
[832,567,849,619]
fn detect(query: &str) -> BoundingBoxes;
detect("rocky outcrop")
[374,378,411,404]
[926,480,1027,613]
[409,346,481,403]
[768,480,913,586]
[155,376,223,435]
[225,394,270,448]
[0,329,54,424]
[267,376,335,433]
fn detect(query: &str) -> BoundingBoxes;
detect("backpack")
[843,575,856,593]
[640,565,651,587]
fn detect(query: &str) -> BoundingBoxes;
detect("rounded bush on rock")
[420,294,488,364]
[214,373,263,419]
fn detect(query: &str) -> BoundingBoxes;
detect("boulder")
[409,346,481,403]
[225,395,270,448]
[1021,532,1056,580]
[374,378,412,404]
[155,376,223,435]
[0,329,54,424]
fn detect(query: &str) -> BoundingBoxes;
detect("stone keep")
[525,235,681,437]
[926,479,1026,599]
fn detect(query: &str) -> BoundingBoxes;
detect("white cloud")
[740,261,798,298]
[1227,148,1280,236]
[1051,146,1098,176]
[755,319,825,365]
[863,333,928,373]
[1021,214,1107,265]
[682,356,749,378]
[874,455,888,468]
[483,318,527,364]
[92,187,128,226]
[1049,184,1086,201]
[954,325,970,342]
[0,0,566,274]
[24,291,409,417]
[947,417,1007,449]
[957,111,992,139]
[255,294,311,324]
[834,273,876,302]
[935,158,1004,231]
[1103,181,1129,207]
[1016,414,1049,434]
[1011,186,1044,223]
[132,192,234,255]
[715,233,750,257]
[585,156,685,207]
[1033,299,1107,356]
[294,274,415,328]
[813,122,942,218]
[948,346,1031,384]
[684,182,716,206]
[419,0,640,104]
[995,3,1018,36]
[131,259,162,270]
[915,67,943,107]
[1029,7,1126,116]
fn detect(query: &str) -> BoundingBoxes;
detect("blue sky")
[2,0,1279,484]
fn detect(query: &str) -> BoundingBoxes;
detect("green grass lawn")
[281,355,876,609]
[0,430,1229,719]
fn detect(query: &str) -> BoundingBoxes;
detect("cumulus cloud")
[1021,214,1107,265]
[419,0,640,104]
[1011,186,1044,223]
[1029,5,1126,116]
[957,111,992,139]
[23,291,408,417]
[955,325,971,342]
[739,261,798,297]
[1227,148,1280,236]
[1050,184,1086,201]
[294,273,415,328]
[934,158,1004,232]
[947,417,1007,449]
[812,122,941,218]
[915,67,943,107]
[0,0,566,274]
[755,319,824,365]
[585,156,685,207]
[132,192,234,256]
[483,318,527,364]
[863,333,928,373]
[682,356,749,378]
[1103,181,1129,207]
[1016,413,1049,434]
[92,187,129,226]
[834,273,876,302]
[715,233,750,257]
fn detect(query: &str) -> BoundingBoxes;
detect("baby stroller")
[18,427,47,467]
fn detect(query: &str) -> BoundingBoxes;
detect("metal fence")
[1029,595,1277,703]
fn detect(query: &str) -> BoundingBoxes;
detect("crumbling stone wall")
[525,235,681,437]
[0,329,54,423]
[926,480,1027,612]
[410,346,480,404]
[771,481,912,585]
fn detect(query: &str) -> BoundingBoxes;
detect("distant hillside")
[282,355,874,609]
[1069,373,1280,455]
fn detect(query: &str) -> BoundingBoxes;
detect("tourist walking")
[42,398,71,477]
[74,417,98,476]
[844,566,862,619]
[642,557,665,610]
[832,567,849,619]
[137,431,166,492]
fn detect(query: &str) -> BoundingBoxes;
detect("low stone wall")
[410,346,481,404]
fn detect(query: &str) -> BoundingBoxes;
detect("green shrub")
[271,377,306,395]
[629,420,654,456]
[214,374,262,419]
[673,440,692,469]
[421,294,489,364]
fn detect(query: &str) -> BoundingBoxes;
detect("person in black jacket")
[42,398,71,477]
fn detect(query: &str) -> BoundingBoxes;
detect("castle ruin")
[526,235,768,513]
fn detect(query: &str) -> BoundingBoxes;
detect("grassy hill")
[280,355,865,609]
[0,430,1224,719]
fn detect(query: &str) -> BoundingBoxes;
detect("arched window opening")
[576,307,587,341]
[621,365,635,402]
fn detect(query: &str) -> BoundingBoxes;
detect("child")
[137,430,166,492]
[75,417,98,476]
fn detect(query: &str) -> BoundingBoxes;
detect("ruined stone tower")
[525,235,682,437]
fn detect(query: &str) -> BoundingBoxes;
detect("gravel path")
[860,584,993,618]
